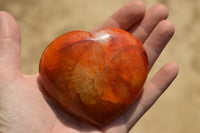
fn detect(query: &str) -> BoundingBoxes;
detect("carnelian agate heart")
[39,28,149,126]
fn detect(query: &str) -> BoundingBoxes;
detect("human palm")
[0,1,178,133]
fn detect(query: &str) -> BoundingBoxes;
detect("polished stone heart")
[39,28,149,126]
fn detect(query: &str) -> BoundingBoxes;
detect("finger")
[130,4,169,43]
[125,62,179,130]
[0,11,21,70]
[144,20,175,69]
[92,0,145,31]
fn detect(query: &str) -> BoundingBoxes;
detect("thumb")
[0,11,21,71]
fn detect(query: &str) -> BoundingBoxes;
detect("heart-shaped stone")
[39,28,149,126]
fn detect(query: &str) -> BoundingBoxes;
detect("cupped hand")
[0,1,178,133]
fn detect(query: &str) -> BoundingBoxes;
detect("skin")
[0,0,179,133]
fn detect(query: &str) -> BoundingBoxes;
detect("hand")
[0,0,178,133]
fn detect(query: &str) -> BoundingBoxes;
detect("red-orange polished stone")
[39,28,149,126]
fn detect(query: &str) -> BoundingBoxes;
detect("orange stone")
[39,28,149,126]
